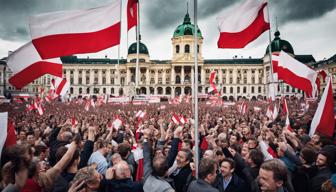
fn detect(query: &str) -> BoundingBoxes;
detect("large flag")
[127,0,138,31]
[217,0,270,48]
[7,42,62,89]
[272,51,318,97]
[29,0,121,59]
[309,77,335,137]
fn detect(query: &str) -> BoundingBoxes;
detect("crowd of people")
[0,96,336,192]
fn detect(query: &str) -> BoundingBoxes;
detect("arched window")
[111,88,114,94]
[243,87,246,93]
[176,45,180,53]
[230,87,233,94]
[103,88,106,94]
[86,88,90,94]
[237,87,240,93]
[251,87,254,93]
[185,44,190,53]
[79,87,82,94]
[175,75,181,84]
[70,87,73,94]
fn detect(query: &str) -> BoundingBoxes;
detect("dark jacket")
[213,173,248,192]
[48,127,67,166]
[188,179,219,192]
[167,138,192,192]
[310,167,333,192]
[78,140,94,169]
[105,178,143,192]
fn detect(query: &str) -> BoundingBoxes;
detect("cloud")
[271,0,336,24]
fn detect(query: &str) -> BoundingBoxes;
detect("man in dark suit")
[213,158,247,192]
[188,158,219,192]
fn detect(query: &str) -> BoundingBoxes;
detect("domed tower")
[265,30,294,56]
[127,41,150,63]
[172,11,203,62]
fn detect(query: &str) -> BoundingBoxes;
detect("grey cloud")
[0,0,111,41]
[271,0,336,24]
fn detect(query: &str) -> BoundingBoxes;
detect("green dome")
[173,13,202,38]
[128,41,149,55]
[266,31,294,55]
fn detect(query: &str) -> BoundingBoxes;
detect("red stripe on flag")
[32,22,121,59]
[55,79,67,95]
[127,0,138,30]
[9,62,62,89]
[218,3,269,48]
[276,66,314,97]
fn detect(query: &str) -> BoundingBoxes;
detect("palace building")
[0,12,319,100]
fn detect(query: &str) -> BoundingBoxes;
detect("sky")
[0,0,335,61]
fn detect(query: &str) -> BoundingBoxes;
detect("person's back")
[142,132,175,192]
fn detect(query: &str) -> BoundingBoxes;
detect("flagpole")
[117,0,122,86]
[193,0,199,179]
[135,0,140,93]
[266,0,275,101]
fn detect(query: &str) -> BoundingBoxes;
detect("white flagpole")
[266,0,275,101]
[117,0,122,86]
[193,0,199,179]
[135,0,140,91]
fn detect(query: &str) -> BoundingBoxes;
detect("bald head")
[114,161,131,179]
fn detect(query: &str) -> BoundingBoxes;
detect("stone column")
[181,66,185,84]
[163,70,167,84]
[201,68,206,85]
[155,69,159,84]
[74,69,79,85]
[219,69,223,84]
[126,68,131,85]
[106,69,111,85]
[98,69,102,85]
[82,70,86,85]
[146,68,150,85]
[90,69,94,85]
[171,67,175,85]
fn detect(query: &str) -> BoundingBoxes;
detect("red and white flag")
[0,113,17,160]
[217,0,269,48]
[272,51,318,97]
[127,0,138,31]
[7,42,62,89]
[259,140,277,160]
[29,0,121,59]
[53,77,70,98]
[85,100,91,111]
[239,102,247,114]
[208,71,219,94]
[35,101,44,116]
[309,77,335,137]
[180,116,188,124]
[282,98,294,132]
[172,113,181,125]
[71,116,78,128]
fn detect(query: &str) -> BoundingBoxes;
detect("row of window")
[175,44,199,53]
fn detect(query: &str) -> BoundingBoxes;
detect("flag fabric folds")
[217,0,270,48]
[7,42,62,89]
[29,0,121,59]
[272,51,318,97]
[53,78,70,97]
[309,77,335,137]
[127,0,138,31]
